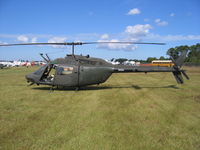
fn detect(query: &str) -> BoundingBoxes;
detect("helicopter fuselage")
[26,55,114,87]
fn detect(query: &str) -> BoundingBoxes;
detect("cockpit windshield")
[33,64,48,75]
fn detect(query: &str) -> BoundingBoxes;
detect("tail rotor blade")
[173,71,184,84]
[175,50,188,67]
[181,70,190,80]
[171,50,190,84]
[171,50,188,67]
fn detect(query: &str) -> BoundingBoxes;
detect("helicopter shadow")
[31,84,179,91]
[131,84,179,90]
[32,86,112,91]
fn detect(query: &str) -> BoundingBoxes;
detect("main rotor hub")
[65,42,83,45]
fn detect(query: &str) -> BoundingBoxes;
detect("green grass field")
[0,66,200,150]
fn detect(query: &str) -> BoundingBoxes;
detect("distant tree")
[167,43,200,62]
[167,48,179,59]
[187,43,200,63]
[159,56,165,60]
[146,57,157,63]
[167,45,190,59]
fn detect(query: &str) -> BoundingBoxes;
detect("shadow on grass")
[31,84,179,91]
[32,86,111,91]
[132,84,179,90]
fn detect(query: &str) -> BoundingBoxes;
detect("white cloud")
[125,24,152,36]
[158,21,168,26]
[48,37,67,48]
[162,35,200,41]
[0,41,8,44]
[97,24,153,51]
[144,34,200,42]
[0,34,55,40]
[101,34,109,39]
[155,18,168,26]
[155,19,161,23]
[144,18,149,22]
[48,37,67,43]
[97,31,140,51]
[17,35,29,42]
[31,37,37,43]
[170,13,175,17]
[97,39,137,51]
[127,8,141,15]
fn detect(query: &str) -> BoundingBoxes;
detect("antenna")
[45,53,51,61]
[40,53,49,62]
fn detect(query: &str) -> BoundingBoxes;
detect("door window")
[57,67,73,75]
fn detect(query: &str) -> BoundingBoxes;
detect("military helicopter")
[0,42,189,90]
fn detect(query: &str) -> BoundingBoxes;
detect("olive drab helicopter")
[0,42,189,90]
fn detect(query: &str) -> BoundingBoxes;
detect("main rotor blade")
[83,42,166,45]
[0,42,165,46]
[0,43,73,46]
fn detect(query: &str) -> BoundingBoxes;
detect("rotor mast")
[69,42,83,56]
[72,44,75,55]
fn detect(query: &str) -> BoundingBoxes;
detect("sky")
[0,0,200,61]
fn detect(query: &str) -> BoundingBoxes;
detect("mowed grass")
[0,66,200,150]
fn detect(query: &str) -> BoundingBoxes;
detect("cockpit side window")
[56,66,73,75]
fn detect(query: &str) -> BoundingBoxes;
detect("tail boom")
[113,66,174,73]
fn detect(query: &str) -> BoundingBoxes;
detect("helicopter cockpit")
[28,64,55,84]
[26,63,77,86]
[40,64,55,83]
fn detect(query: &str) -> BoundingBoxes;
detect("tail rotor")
[171,50,189,84]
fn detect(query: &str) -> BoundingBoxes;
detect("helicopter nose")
[25,74,35,83]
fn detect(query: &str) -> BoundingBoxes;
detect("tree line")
[112,43,200,64]
[167,43,200,63]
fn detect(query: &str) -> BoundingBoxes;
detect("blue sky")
[0,0,200,60]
